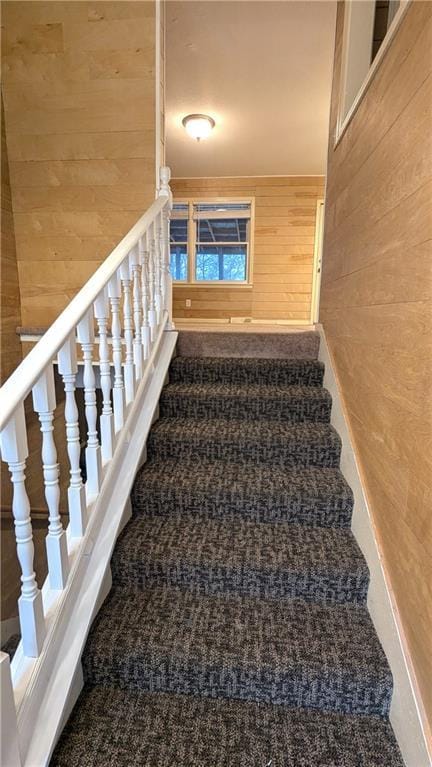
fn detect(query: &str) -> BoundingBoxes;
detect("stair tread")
[170,356,325,385]
[51,685,404,767]
[162,382,331,399]
[160,383,332,422]
[132,458,353,527]
[83,585,392,716]
[112,515,368,604]
[149,417,339,445]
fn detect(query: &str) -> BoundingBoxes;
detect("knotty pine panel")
[171,176,324,322]
[321,1,432,724]
[1,0,159,327]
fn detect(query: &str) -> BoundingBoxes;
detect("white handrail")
[0,191,169,431]
[0,165,173,666]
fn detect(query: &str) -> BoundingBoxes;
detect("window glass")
[170,244,188,281]
[169,199,252,283]
[195,245,247,282]
[197,218,248,243]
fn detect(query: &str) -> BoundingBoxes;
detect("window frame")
[335,0,410,146]
[170,196,255,288]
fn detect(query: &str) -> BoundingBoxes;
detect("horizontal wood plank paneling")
[1,95,22,383]
[1,0,158,327]
[171,176,324,321]
[321,1,432,727]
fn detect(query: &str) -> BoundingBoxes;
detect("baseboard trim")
[317,324,431,767]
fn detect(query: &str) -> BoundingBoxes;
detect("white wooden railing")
[0,167,176,767]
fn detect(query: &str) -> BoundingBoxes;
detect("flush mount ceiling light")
[182,113,215,141]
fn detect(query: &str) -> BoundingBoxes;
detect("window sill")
[173,282,253,289]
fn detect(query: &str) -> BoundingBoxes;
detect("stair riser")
[83,658,391,718]
[111,563,369,605]
[160,394,331,422]
[132,489,353,527]
[147,437,341,468]
[176,330,320,359]
[169,362,324,387]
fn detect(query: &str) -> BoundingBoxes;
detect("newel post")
[158,166,174,328]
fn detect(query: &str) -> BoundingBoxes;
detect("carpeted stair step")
[132,459,353,527]
[82,586,393,718]
[176,328,320,359]
[51,684,404,767]
[169,356,325,386]
[111,514,369,605]
[160,382,332,422]
[148,419,341,468]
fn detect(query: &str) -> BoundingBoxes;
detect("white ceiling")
[166,0,337,178]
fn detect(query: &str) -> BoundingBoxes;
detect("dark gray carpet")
[52,356,402,765]
[52,686,404,767]
[132,460,354,527]
[160,383,332,421]
[148,419,341,468]
[111,515,369,604]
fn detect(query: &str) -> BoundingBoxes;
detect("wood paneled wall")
[1,94,22,383]
[171,176,324,322]
[1,0,160,327]
[321,2,432,727]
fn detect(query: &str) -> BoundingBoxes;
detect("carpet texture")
[52,354,403,765]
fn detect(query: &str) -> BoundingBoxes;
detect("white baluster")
[159,166,174,327]
[32,368,69,590]
[58,334,87,538]
[139,233,151,360]
[148,226,158,341]
[94,287,115,463]
[153,217,163,327]
[77,309,102,498]
[0,405,46,656]
[129,245,143,380]
[108,272,125,432]
[119,258,135,405]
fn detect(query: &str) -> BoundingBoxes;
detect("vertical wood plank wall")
[1,94,22,383]
[321,2,432,726]
[1,0,159,328]
[171,176,324,322]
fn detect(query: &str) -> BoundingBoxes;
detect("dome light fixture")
[182,113,215,141]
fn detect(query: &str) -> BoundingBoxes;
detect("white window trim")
[335,0,411,146]
[171,196,255,288]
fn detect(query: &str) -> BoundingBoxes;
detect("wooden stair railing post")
[32,367,69,590]
[119,259,135,405]
[108,272,125,433]
[130,245,144,380]
[148,228,157,343]
[0,404,46,656]
[94,287,115,463]
[139,232,151,360]
[77,309,102,498]
[153,217,163,327]
[159,166,174,327]
[58,334,87,538]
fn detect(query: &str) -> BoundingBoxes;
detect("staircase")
[51,337,403,766]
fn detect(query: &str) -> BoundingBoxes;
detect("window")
[337,0,409,141]
[169,200,254,285]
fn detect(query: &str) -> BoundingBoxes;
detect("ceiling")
[166,0,337,178]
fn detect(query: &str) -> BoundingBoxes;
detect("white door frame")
[311,198,324,324]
